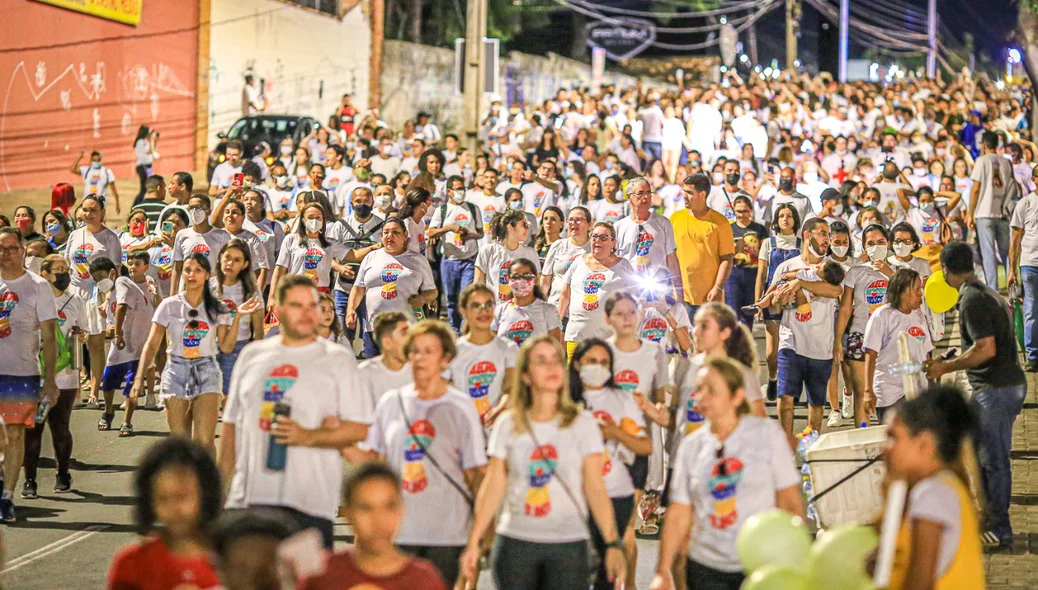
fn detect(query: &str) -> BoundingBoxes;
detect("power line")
[569,0,767,33]
[566,0,764,19]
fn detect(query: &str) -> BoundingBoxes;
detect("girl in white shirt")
[398,188,432,257]
[213,239,265,396]
[474,210,541,303]
[451,284,518,425]
[132,125,157,202]
[494,258,562,347]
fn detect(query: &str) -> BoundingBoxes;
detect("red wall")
[0,1,199,191]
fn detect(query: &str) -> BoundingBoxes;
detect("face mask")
[275,175,292,189]
[779,179,794,192]
[920,202,935,215]
[893,243,913,258]
[866,244,888,261]
[508,200,523,211]
[831,245,849,258]
[24,256,42,275]
[833,204,845,217]
[375,195,393,210]
[912,168,926,177]
[356,169,370,182]
[46,222,62,236]
[90,161,102,170]
[604,161,614,170]
[808,242,826,258]
[450,190,465,204]
[130,222,147,238]
[96,277,114,294]
[15,218,32,231]
[280,145,293,156]
[579,364,612,389]
[803,172,819,184]
[726,173,740,186]
[353,204,373,219]
[911,136,924,145]
[53,272,71,292]
[712,172,724,184]
[189,208,207,226]
[304,218,323,233]
[510,278,534,298]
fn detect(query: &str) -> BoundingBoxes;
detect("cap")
[820,188,842,202]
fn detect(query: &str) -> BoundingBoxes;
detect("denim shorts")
[161,355,223,400]
[777,348,832,407]
[217,340,249,395]
[101,360,139,396]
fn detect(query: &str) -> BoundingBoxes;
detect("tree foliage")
[385,0,552,47]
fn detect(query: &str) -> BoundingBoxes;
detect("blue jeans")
[217,340,249,395]
[643,141,663,162]
[725,266,757,328]
[441,257,475,333]
[976,217,1010,289]
[361,330,381,360]
[682,302,700,323]
[1021,266,1038,361]
[333,289,366,346]
[976,383,1026,540]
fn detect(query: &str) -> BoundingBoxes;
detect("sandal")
[119,423,134,437]
[97,414,113,431]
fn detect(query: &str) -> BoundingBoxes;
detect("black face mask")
[353,204,373,219]
[53,272,71,292]
[779,178,794,192]
[726,173,741,186]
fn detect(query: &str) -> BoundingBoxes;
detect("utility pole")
[463,0,488,152]
[786,0,799,70]
[838,0,848,82]
[926,0,937,78]
[369,0,384,109]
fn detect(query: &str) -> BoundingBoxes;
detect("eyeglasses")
[0,246,22,255]
[511,273,536,281]
[590,234,613,242]
[468,301,495,311]
[630,191,652,197]
[893,239,914,246]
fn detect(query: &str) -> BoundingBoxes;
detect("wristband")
[605,539,624,550]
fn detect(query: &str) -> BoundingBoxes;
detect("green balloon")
[807,525,879,587]
[735,509,813,572]
[740,565,809,590]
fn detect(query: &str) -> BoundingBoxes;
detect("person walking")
[966,131,1015,288]
[1007,163,1038,371]
[926,241,1027,548]
[428,176,483,332]
[671,173,734,320]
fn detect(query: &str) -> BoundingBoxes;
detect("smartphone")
[161,221,174,235]
[232,173,244,189]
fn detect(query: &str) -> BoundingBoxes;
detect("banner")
[33,0,142,26]
[584,17,656,62]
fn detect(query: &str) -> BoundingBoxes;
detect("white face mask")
[275,175,292,189]
[579,364,612,389]
[831,244,849,258]
[450,190,465,204]
[912,167,927,177]
[96,277,114,294]
[24,255,42,275]
[866,244,888,261]
[375,195,393,209]
[189,207,207,226]
[304,218,323,233]
[712,172,724,184]
[893,243,914,258]
[803,172,819,184]
[280,145,293,156]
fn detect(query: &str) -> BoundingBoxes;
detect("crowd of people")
[0,68,1031,589]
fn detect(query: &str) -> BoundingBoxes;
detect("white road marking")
[3,524,110,573]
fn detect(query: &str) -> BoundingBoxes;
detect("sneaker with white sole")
[827,410,842,428]
[841,387,853,419]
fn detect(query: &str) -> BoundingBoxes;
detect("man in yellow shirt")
[670,173,735,319]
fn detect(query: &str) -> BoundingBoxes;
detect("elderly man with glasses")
[615,177,683,301]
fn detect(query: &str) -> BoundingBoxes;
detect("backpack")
[431,201,483,258]
[39,298,74,375]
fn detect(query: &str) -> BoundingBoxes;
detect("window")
[281,0,339,17]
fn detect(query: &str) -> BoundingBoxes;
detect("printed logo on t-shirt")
[532,190,546,216]
[794,301,813,323]
[181,320,210,359]
[57,309,68,330]
[525,444,558,517]
[908,325,927,345]
[685,394,705,435]
[635,231,654,270]
[191,243,211,258]
[562,254,580,275]
[592,410,616,475]
[380,262,404,300]
[156,246,173,280]
[498,261,512,301]
[402,419,436,493]
[505,319,534,345]
[614,369,639,394]
[73,243,94,279]
[0,291,19,339]
[481,206,495,235]
[865,279,888,313]
[222,299,238,320]
[921,218,937,245]
[417,233,427,256]
[260,364,298,431]
[708,456,745,530]
[582,272,607,311]
[466,361,497,419]
[451,213,469,247]
[121,246,129,265]
[603,206,623,224]
[303,247,324,283]
[722,203,735,222]
[641,317,668,342]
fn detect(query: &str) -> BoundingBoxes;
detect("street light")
[1008,48,1022,80]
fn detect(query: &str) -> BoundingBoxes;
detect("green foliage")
[386,0,551,47]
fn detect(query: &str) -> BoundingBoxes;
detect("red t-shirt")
[338,106,357,136]
[108,535,220,590]
[299,550,446,590]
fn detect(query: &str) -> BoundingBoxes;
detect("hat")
[820,188,842,202]
[911,153,926,164]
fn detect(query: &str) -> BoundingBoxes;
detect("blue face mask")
[508,200,523,211]
[46,222,62,236]
[90,161,102,169]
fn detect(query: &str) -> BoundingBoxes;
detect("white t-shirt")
[322,165,354,193]
[540,238,590,307]
[707,187,744,223]
[106,277,155,366]
[66,227,123,292]
[660,184,686,218]
[487,411,605,543]
[563,256,638,341]
[639,303,691,354]
[614,214,677,276]
[669,416,801,572]
[588,199,628,225]
[210,162,243,190]
[275,235,349,290]
[608,339,670,398]
[429,202,480,260]
[450,337,519,420]
[768,192,814,225]
[467,191,506,245]
[357,357,413,409]
[771,257,839,360]
[404,216,428,257]
[671,353,762,452]
[147,243,176,299]
[224,338,370,520]
[80,165,116,199]
[212,279,256,343]
[134,139,153,167]
[365,385,487,545]
[54,291,86,389]
[521,183,558,219]
[0,272,58,377]
[582,387,646,498]
[152,294,232,359]
[1010,192,1038,267]
[354,249,435,331]
[844,264,890,334]
[970,153,1013,219]
[493,300,561,347]
[905,205,947,247]
[906,471,965,579]
[863,304,932,408]
[244,218,284,272]
[873,181,910,223]
[172,227,232,269]
[228,229,271,272]
[475,242,542,303]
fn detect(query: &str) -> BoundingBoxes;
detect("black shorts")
[628,455,649,490]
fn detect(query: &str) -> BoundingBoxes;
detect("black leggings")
[686,558,745,590]
[398,544,463,588]
[589,495,634,590]
[491,536,588,590]
[135,164,149,204]
[24,388,78,481]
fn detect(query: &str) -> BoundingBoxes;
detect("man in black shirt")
[927,240,1026,548]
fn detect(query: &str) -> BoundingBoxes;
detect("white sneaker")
[841,388,853,419]
[827,410,842,428]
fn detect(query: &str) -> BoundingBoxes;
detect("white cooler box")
[806,426,887,528]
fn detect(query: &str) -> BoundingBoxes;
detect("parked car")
[208,114,318,181]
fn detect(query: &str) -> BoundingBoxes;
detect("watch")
[605,538,624,551]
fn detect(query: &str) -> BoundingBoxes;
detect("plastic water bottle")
[802,479,814,496]
[266,401,291,471]
[34,399,51,425]
[806,503,820,527]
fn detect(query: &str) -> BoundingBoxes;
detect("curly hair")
[133,438,222,536]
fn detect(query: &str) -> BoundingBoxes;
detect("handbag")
[39,296,75,375]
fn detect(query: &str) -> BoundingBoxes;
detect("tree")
[385,0,546,47]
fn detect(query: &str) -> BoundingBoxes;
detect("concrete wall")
[207,0,372,147]
[0,2,199,191]
[381,41,648,131]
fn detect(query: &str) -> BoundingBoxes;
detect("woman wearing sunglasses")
[650,357,803,590]
[131,253,261,455]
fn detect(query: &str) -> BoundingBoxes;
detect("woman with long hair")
[451,284,519,425]
[42,209,72,255]
[540,206,591,313]
[289,145,313,191]
[581,174,603,206]
[211,198,272,291]
[131,253,261,454]
[534,206,564,261]
[213,239,264,396]
[475,210,540,303]
[503,189,538,244]
[459,336,626,590]
[410,149,447,201]
[269,203,351,299]
[494,258,562,347]
[398,188,433,257]
[590,176,628,224]
[133,125,157,203]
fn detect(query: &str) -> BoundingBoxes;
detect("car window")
[228,118,299,142]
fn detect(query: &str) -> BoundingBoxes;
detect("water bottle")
[266,401,291,472]
[34,399,51,425]
[806,503,820,527]
[413,306,425,321]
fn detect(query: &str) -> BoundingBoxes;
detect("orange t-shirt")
[670,208,735,305]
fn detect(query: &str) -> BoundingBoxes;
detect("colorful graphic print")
[451,213,469,247]
[908,325,927,345]
[0,291,19,339]
[641,316,668,342]
[303,247,323,282]
[614,369,639,394]
[466,361,497,418]
[259,364,297,431]
[191,243,211,258]
[685,393,705,435]
[498,261,512,301]
[505,318,534,345]
[582,272,607,311]
[181,320,210,359]
[865,279,888,313]
[402,419,436,493]
[708,457,745,529]
[525,444,558,517]
[72,243,94,279]
[155,246,173,280]
[381,262,404,300]
[635,231,655,270]
[794,301,813,322]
